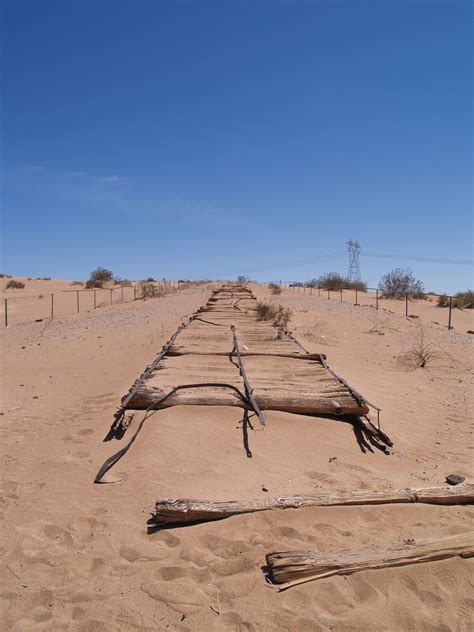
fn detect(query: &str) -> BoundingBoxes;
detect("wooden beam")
[152,484,474,525]
[265,533,474,589]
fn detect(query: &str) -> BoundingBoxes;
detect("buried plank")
[152,484,474,525]
[126,385,365,415]
[265,533,474,589]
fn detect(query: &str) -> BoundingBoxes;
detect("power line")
[190,249,473,280]
[362,252,473,266]
[200,252,347,278]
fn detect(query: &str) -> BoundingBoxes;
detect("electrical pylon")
[346,239,362,283]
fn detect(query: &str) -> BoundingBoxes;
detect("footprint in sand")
[63,428,94,444]
[43,524,74,547]
[156,565,211,583]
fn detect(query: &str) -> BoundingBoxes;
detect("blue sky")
[2,1,472,292]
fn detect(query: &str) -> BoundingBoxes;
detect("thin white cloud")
[69,171,88,177]
[24,165,45,173]
[100,175,122,183]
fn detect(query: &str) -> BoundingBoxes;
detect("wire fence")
[263,282,474,333]
[2,280,183,328]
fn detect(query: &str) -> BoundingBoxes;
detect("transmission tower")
[346,239,362,283]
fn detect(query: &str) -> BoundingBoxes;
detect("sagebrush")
[255,302,292,338]
[268,283,282,295]
[85,267,114,289]
[6,280,25,289]
[138,281,162,299]
[379,268,425,299]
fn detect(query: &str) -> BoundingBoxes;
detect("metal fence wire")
[264,282,473,332]
[2,280,183,327]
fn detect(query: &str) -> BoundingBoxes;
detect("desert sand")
[1,280,473,631]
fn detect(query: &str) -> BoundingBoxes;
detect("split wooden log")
[152,484,474,525]
[265,533,474,589]
[126,386,367,416]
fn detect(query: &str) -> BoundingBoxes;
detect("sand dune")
[1,281,472,630]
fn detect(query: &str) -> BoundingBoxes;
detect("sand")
[1,281,473,631]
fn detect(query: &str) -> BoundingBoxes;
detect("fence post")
[327,289,330,300]
[133,286,137,301]
[76,290,80,313]
[121,286,124,303]
[51,293,54,318]
[405,293,408,318]
[94,290,97,309]
[110,289,113,304]
[376,289,379,310]
[355,289,358,305]
[4,298,7,327]
[340,289,343,303]
[448,296,453,330]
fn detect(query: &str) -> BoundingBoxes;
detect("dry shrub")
[274,306,292,336]
[368,310,390,334]
[454,290,474,309]
[379,268,425,299]
[6,280,25,289]
[269,283,282,295]
[71,281,84,286]
[256,301,278,321]
[138,281,162,299]
[85,267,113,289]
[398,326,439,368]
[255,302,292,339]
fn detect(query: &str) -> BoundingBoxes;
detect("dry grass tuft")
[138,281,162,299]
[6,280,25,289]
[268,283,282,295]
[398,326,440,368]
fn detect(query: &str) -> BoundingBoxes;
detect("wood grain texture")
[265,533,474,589]
[152,484,474,525]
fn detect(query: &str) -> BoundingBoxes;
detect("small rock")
[467,330,474,335]
[261,484,268,492]
[446,474,465,486]
[329,456,337,463]
[32,395,39,400]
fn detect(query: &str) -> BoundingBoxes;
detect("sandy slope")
[0,282,472,631]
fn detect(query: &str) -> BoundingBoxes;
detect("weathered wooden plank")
[265,533,474,589]
[126,386,365,415]
[152,485,474,525]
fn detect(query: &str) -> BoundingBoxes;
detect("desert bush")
[71,280,84,286]
[85,267,114,289]
[379,268,425,299]
[6,280,25,289]
[454,290,474,309]
[273,306,293,338]
[307,273,367,291]
[268,283,282,295]
[437,294,449,307]
[145,276,156,283]
[256,302,278,321]
[237,275,249,283]
[138,281,161,299]
[398,326,439,368]
[255,302,292,337]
